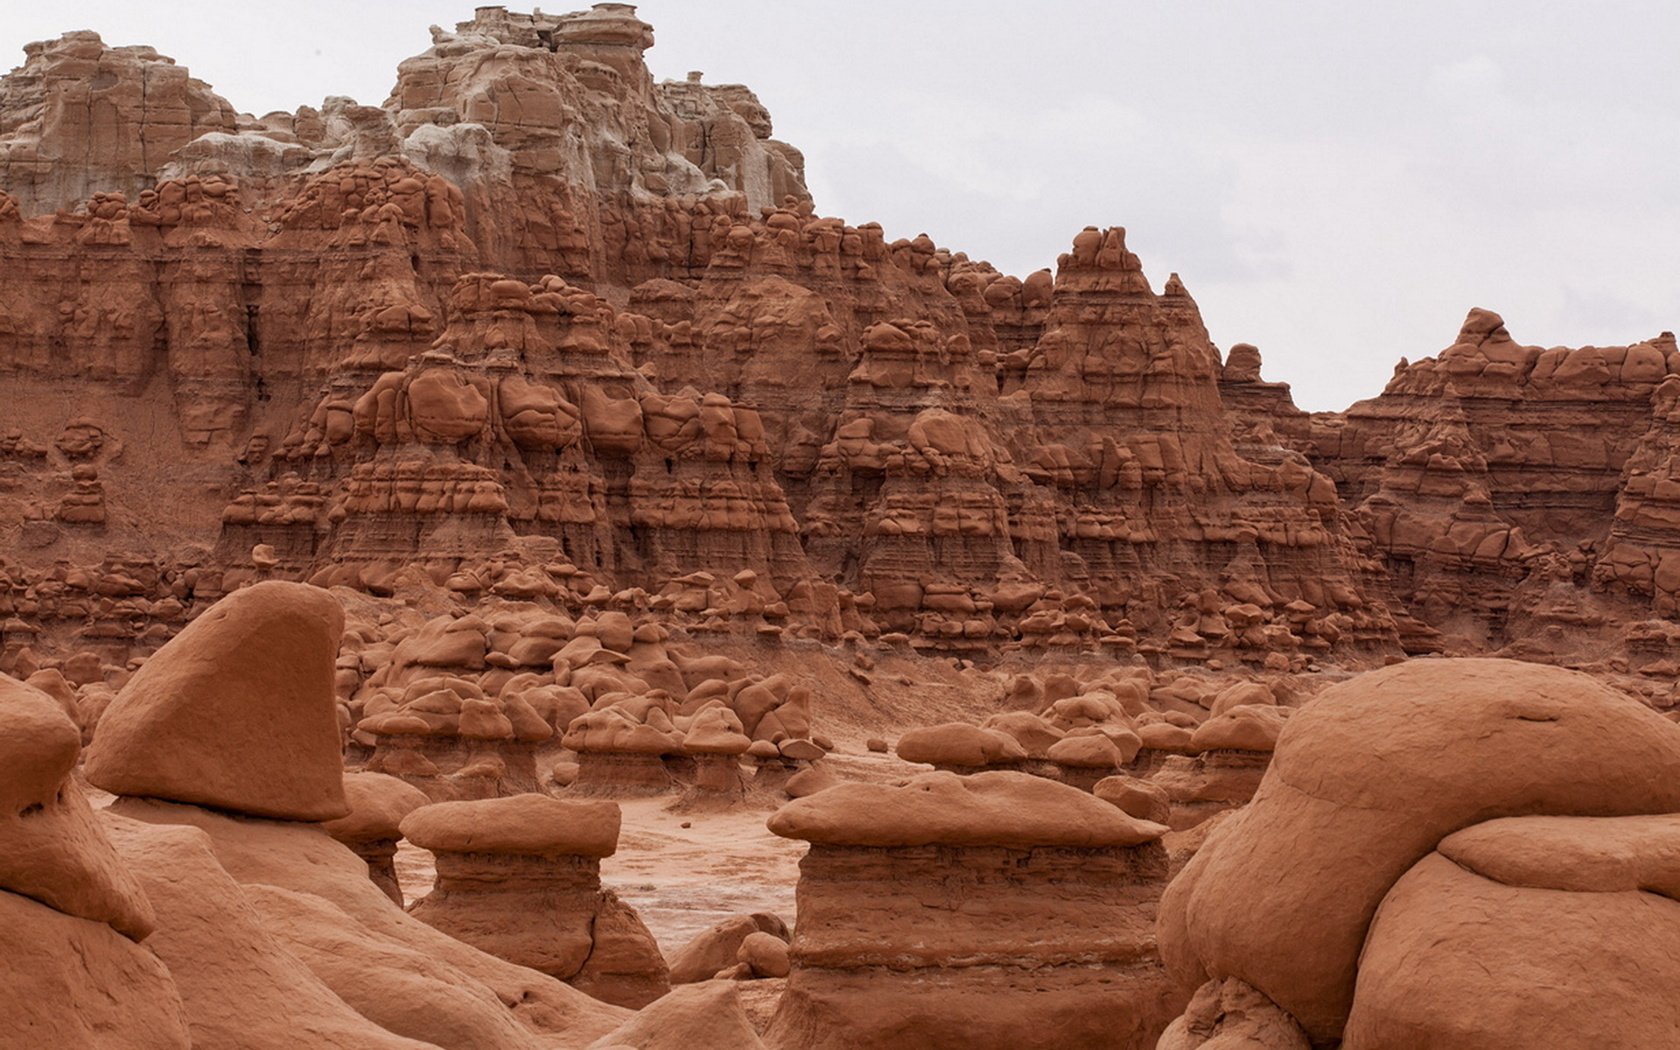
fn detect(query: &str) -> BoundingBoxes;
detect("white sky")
[5,1,1677,410]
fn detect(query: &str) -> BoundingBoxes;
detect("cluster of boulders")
[892,666,1291,830]
[336,603,833,802]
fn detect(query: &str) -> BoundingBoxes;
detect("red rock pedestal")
[691,752,747,794]
[570,750,679,796]
[401,794,669,1008]
[766,771,1182,1049]
[367,734,544,799]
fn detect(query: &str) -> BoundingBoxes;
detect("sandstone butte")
[1,5,1678,1049]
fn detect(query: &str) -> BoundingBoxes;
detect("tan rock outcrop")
[0,32,237,213]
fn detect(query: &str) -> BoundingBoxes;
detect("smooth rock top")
[767,770,1167,849]
[321,772,433,844]
[1439,813,1680,898]
[1189,704,1287,752]
[84,581,350,822]
[896,723,1027,766]
[401,793,621,857]
[1159,656,1680,1043]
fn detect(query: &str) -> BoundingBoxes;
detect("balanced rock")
[84,582,349,822]
[1152,703,1288,828]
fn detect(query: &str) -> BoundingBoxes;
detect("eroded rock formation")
[766,771,1181,1049]
[1158,658,1680,1047]
[402,793,670,1008]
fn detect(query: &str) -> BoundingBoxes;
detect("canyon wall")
[3,3,1678,694]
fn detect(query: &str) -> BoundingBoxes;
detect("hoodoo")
[1,4,1673,1048]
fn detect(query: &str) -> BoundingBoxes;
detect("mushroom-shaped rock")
[1158,658,1680,1044]
[683,706,752,755]
[321,773,431,905]
[895,722,1028,772]
[401,793,621,858]
[766,771,1179,1048]
[84,582,349,822]
[1152,704,1288,829]
[770,769,1164,849]
[403,794,666,1008]
[564,702,685,796]
[682,706,752,794]
[1045,730,1132,791]
[1133,720,1198,776]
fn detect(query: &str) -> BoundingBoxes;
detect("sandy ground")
[395,742,924,956]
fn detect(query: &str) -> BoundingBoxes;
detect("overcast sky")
[6,2,1677,410]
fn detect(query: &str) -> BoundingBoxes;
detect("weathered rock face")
[0,5,1426,680]
[1157,658,1680,1045]
[1344,826,1680,1050]
[766,771,1182,1049]
[0,32,238,213]
[6,5,1680,735]
[388,7,807,214]
[1309,309,1680,659]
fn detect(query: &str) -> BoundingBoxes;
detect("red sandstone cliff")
[2,4,1677,692]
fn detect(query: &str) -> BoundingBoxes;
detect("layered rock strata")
[765,770,1182,1049]
[403,793,670,1008]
